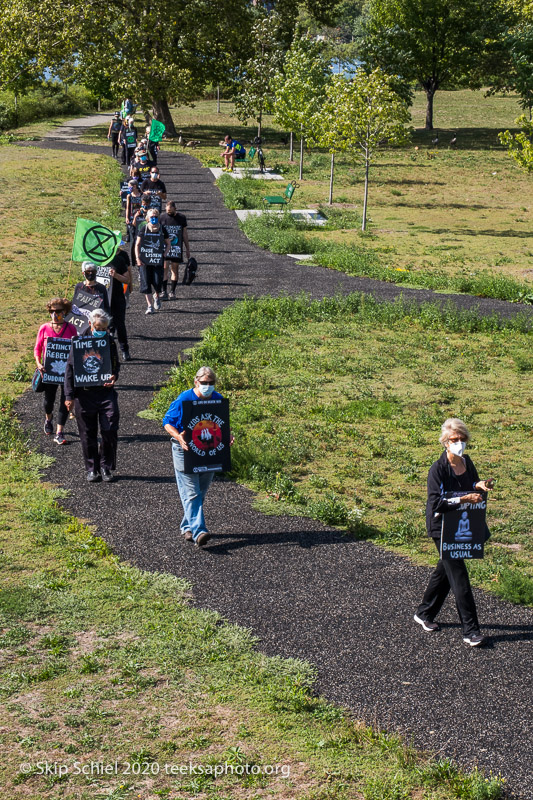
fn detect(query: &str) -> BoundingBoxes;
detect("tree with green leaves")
[232,12,285,137]
[499,115,533,171]
[361,0,511,130]
[488,24,533,118]
[313,68,410,229]
[273,36,330,179]
[0,0,251,135]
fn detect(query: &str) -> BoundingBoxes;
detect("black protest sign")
[42,337,72,384]
[96,265,113,305]
[72,335,113,387]
[66,286,106,334]
[120,179,130,205]
[182,398,231,474]
[138,230,165,266]
[148,193,162,211]
[440,502,487,560]
[164,223,183,260]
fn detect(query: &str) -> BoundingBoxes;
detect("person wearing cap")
[64,309,120,483]
[107,112,122,158]
[140,167,167,212]
[163,366,234,547]
[134,208,171,315]
[34,297,78,445]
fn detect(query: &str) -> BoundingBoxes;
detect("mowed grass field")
[83,90,533,296]
[0,141,508,799]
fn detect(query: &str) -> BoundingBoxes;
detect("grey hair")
[89,308,111,328]
[195,366,216,383]
[439,418,470,446]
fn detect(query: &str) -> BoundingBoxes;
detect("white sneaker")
[153,296,161,311]
[145,306,154,315]
[168,291,175,300]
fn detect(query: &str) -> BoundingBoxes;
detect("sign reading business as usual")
[440,502,487,560]
[72,335,112,387]
[181,398,231,474]
[42,337,72,384]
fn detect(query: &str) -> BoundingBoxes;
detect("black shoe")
[101,468,114,483]
[121,350,132,361]
[463,632,487,647]
[44,419,53,435]
[414,614,440,632]
[87,470,101,483]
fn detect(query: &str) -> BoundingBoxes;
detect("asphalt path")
[18,129,533,798]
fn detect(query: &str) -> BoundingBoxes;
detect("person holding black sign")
[75,262,111,312]
[34,298,78,445]
[160,201,191,299]
[120,117,138,166]
[414,418,494,647]
[140,166,167,211]
[135,208,171,315]
[163,366,233,547]
[64,309,120,483]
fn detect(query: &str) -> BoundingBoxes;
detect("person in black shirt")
[140,167,167,203]
[414,418,494,647]
[120,117,138,166]
[107,112,122,158]
[64,309,120,483]
[108,247,132,361]
[135,208,171,314]
[160,201,191,299]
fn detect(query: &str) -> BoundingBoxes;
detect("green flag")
[149,119,166,142]
[72,218,122,265]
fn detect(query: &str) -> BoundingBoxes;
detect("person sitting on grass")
[220,133,246,172]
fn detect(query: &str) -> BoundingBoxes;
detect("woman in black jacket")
[414,418,494,647]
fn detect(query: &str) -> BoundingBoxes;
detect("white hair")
[89,308,111,328]
[439,418,470,446]
[195,366,216,383]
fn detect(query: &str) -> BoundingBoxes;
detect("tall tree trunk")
[97,97,101,111]
[425,88,436,130]
[289,131,293,160]
[217,86,220,114]
[257,106,262,138]
[328,152,334,205]
[151,97,178,137]
[299,135,304,180]
[362,153,369,232]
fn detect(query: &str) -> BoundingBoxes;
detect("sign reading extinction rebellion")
[440,502,487,560]
[42,337,72,384]
[181,398,231,475]
[72,335,112,388]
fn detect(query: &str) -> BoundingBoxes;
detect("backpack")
[182,257,198,285]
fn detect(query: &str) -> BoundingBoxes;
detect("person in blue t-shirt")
[163,366,233,547]
[220,133,246,172]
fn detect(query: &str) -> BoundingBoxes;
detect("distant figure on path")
[107,112,122,159]
[414,418,494,647]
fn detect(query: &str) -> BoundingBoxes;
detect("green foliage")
[499,114,533,172]
[239,211,317,253]
[0,83,99,132]
[362,0,512,128]
[216,174,265,209]
[311,69,411,228]
[273,36,330,136]
[232,12,284,136]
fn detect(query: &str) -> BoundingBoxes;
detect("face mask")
[140,157,147,162]
[197,383,214,398]
[448,440,466,457]
[150,217,158,224]
[151,173,158,179]
[85,271,97,281]
[93,329,106,338]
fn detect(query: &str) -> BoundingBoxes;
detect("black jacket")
[64,337,120,401]
[426,450,487,538]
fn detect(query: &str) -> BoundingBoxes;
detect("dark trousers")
[121,142,127,164]
[75,389,119,472]
[147,141,158,165]
[111,303,128,351]
[126,146,136,166]
[139,263,163,294]
[43,383,68,426]
[417,539,480,636]
[110,134,119,157]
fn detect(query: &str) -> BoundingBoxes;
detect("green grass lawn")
[150,294,533,607]
[1,134,508,800]
[84,91,533,302]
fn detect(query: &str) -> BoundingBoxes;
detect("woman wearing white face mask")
[414,418,494,647]
[163,366,233,547]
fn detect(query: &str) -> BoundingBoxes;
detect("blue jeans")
[171,442,215,541]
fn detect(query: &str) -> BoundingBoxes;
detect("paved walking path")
[18,123,533,798]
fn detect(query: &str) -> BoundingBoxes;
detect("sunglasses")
[197,380,215,385]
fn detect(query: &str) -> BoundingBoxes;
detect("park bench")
[238,146,256,166]
[263,181,297,208]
